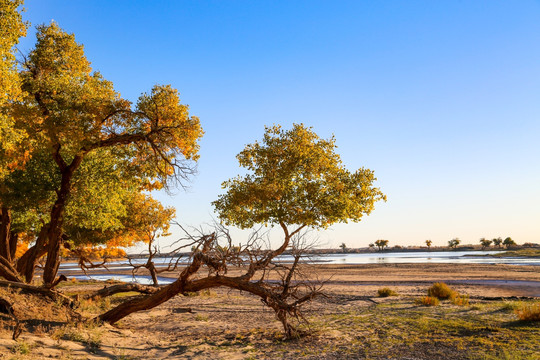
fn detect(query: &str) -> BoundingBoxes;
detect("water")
[298,250,540,266]
[61,250,540,284]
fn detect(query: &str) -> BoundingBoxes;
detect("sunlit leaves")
[1,20,201,264]
[0,0,28,179]
[213,123,386,230]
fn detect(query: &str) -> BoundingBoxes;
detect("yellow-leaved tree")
[213,123,387,249]
[0,21,203,286]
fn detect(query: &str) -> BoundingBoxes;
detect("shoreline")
[58,262,540,298]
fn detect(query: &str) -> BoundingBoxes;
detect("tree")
[479,238,492,250]
[213,124,386,234]
[374,239,389,251]
[448,238,460,249]
[425,240,432,250]
[368,243,375,250]
[0,22,203,285]
[125,194,177,286]
[503,237,516,249]
[493,237,503,248]
[90,124,386,339]
[339,243,348,253]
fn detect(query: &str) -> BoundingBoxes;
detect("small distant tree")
[479,238,492,250]
[368,243,375,251]
[503,237,516,249]
[425,240,432,250]
[339,243,348,253]
[493,237,503,248]
[374,239,389,251]
[448,238,460,249]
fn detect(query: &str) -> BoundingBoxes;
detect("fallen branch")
[85,283,162,301]
[0,279,74,307]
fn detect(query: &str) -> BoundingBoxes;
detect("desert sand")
[0,263,539,359]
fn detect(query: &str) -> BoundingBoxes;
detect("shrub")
[515,302,540,321]
[377,288,398,297]
[450,293,469,306]
[427,282,455,300]
[417,296,439,306]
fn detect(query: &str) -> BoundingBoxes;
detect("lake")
[62,250,540,285]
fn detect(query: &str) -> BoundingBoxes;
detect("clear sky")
[17,0,540,249]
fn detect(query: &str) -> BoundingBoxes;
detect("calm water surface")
[62,250,540,285]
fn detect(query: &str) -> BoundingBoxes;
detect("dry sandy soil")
[0,263,539,359]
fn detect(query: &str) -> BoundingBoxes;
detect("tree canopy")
[213,124,386,238]
[0,19,203,284]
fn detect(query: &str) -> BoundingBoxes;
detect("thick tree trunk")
[43,155,83,285]
[16,225,49,283]
[99,245,210,323]
[9,231,17,261]
[0,207,12,262]
[98,276,186,324]
[0,257,22,282]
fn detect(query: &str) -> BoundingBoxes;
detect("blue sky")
[18,1,540,248]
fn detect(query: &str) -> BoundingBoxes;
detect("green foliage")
[493,237,503,247]
[377,287,398,297]
[503,237,516,249]
[374,239,389,251]
[213,124,386,231]
[448,238,460,249]
[515,302,540,321]
[479,237,492,249]
[427,282,455,300]
[0,20,202,273]
[501,302,520,312]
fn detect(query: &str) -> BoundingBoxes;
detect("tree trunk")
[98,276,186,324]
[9,231,17,261]
[43,155,83,285]
[148,262,158,286]
[16,224,49,283]
[0,257,22,282]
[0,207,12,262]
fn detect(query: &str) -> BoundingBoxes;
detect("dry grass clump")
[515,302,540,321]
[377,287,398,297]
[450,293,469,306]
[427,282,455,300]
[417,296,440,306]
[423,282,469,306]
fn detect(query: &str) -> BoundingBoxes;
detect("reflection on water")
[289,251,540,266]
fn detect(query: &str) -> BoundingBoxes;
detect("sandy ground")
[0,263,539,359]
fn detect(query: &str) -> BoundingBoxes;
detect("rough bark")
[0,207,12,262]
[16,224,49,283]
[0,257,22,282]
[99,236,213,323]
[85,283,161,301]
[43,154,83,285]
[8,231,17,261]
[0,279,69,301]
